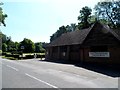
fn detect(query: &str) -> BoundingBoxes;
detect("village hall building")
[45,22,120,64]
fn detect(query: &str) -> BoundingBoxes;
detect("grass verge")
[2,56,18,60]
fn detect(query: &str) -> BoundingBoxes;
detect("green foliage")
[0,2,7,27]
[94,0,120,28]
[78,6,92,29]
[1,32,46,54]
[2,43,7,52]
[66,23,77,32]
[50,24,77,42]
[35,42,45,53]
[20,38,35,53]
[0,31,7,43]
[0,50,2,55]
[6,38,16,52]
[50,1,120,42]
[50,25,67,42]
[50,6,93,42]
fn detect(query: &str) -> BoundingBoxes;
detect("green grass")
[2,56,18,60]
[0,50,2,55]
[2,52,45,60]
[39,53,45,55]
[23,53,45,55]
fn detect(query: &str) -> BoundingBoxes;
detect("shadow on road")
[39,59,120,77]
[75,63,120,77]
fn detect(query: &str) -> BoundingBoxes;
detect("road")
[0,57,119,88]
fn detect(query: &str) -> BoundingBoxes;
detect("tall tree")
[2,43,7,52]
[78,6,92,29]
[0,2,7,27]
[20,38,35,53]
[66,23,77,32]
[35,42,45,53]
[50,26,67,42]
[6,39,15,52]
[94,0,120,28]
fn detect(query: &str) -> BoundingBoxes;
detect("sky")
[1,0,101,43]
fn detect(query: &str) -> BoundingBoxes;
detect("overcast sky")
[1,0,101,43]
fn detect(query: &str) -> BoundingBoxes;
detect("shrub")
[2,52,6,56]
[36,54,45,58]
[12,55,20,58]
[5,53,20,59]
[25,55,34,59]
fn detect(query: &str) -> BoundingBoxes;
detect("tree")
[78,6,92,29]
[14,42,20,51]
[0,32,7,43]
[35,42,45,53]
[6,39,15,52]
[66,23,77,32]
[50,25,67,42]
[94,0,120,28]
[20,38,35,53]
[0,2,7,27]
[0,32,14,52]
[71,23,77,31]
[2,43,7,52]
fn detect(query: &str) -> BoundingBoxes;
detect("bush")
[12,55,20,58]
[2,52,6,56]
[36,54,45,58]
[0,50,2,53]
[40,49,46,53]
[5,53,20,59]
[25,55,34,59]
[5,54,12,57]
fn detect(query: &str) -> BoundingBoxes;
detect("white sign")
[21,46,24,49]
[89,52,110,57]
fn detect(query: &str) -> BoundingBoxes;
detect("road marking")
[25,73,58,88]
[6,65,19,71]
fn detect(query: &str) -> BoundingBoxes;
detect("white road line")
[6,65,19,71]
[25,73,58,88]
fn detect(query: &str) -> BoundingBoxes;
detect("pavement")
[1,57,119,88]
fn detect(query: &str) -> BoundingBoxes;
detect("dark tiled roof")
[101,23,120,41]
[47,27,92,47]
[47,22,120,47]
[113,29,120,40]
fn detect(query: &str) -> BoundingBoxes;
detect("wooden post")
[58,46,60,60]
[66,46,70,61]
[50,47,53,59]
[80,48,84,64]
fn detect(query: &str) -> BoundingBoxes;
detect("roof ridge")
[101,22,120,41]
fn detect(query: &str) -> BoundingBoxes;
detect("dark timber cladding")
[45,22,120,64]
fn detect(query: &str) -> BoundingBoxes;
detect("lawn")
[2,52,45,60]
[0,50,2,53]
[23,53,45,56]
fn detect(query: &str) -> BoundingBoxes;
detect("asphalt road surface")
[0,57,119,88]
